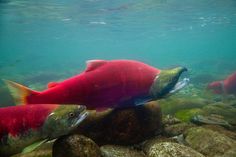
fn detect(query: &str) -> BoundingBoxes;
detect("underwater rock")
[158,97,208,115]
[75,101,162,145]
[191,114,232,129]
[202,102,236,127]
[145,142,205,157]
[141,136,177,155]
[53,134,101,157]
[164,122,195,137]
[11,150,51,157]
[11,142,53,157]
[202,125,236,140]
[162,115,181,125]
[228,99,236,107]
[100,145,146,157]
[184,127,236,157]
[175,108,203,122]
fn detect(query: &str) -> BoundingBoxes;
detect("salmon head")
[207,81,224,94]
[150,67,189,98]
[41,105,88,139]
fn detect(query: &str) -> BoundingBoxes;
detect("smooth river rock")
[53,134,101,157]
[145,142,205,157]
[184,127,236,157]
[75,101,162,145]
[164,122,195,137]
[100,145,146,157]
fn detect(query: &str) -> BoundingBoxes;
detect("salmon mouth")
[72,111,89,127]
[169,77,190,94]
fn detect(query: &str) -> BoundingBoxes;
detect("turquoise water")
[0,0,236,105]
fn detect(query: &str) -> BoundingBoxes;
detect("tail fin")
[3,79,40,105]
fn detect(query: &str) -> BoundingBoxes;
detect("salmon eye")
[68,112,75,118]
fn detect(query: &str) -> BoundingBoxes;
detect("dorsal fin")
[47,82,59,88]
[85,60,107,72]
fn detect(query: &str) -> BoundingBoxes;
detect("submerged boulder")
[75,101,162,145]
[11,141,53,157]
[11,150,52,157]
[141,136,177,154]
[158,97,208,116]
[164,122,195,137]
[100,145,146,157]
[184,127,236,157]
[202,125,236,140]
[53,134,101,157]
[175,108,203,122]
[191,114,232,129]
[162,115,181,125]
[145,142,204,157]
[202,102,236,127]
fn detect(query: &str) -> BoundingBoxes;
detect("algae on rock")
[158,97,207,115]
[175,108,203,122]
[184,127,236,157]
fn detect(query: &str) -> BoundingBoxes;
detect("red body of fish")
[208,72,236,95]
[0,105,58,139]
[7,60,161,109]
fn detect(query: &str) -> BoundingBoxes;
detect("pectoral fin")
[134,97,152,106]
[21,139,47,154]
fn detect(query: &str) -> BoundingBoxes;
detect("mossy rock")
[158,97,207,115]
[11,150,51,157]
[203,125,236,140]
[175,108,203,122]
[202,103,236,125]
[164,122,195,137]
[11,141,53,157]
[184,127,236,156]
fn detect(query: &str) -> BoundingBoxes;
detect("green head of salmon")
[150,67,189,98]
[42,105,88,139]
